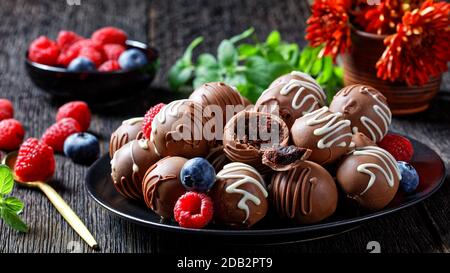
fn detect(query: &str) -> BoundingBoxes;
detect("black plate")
[25,40,159,103]
[86,137,446,244]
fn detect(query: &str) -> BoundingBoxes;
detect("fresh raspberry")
[142,103,165,139]
[103,44,125,61]
[98,60,121,72]
[41,118,81,152]
[91,27,128,46]
[0,119,25,151]
[57,39,103,67]
[0,99,14,121]
[173,192,213,229]
[14,138,55,182]
[57,31,83,52]
[56,101,91,131]
[378,134,414,162]
[28,36,60,66]
[78,46,104,67]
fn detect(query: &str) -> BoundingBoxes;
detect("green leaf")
[266,31,281,48]
[229,27,255,44]
[224,72,247,88]
[310,57,323,76]
[238,44,260,58]
[4,197,24,213]
[168,62,194,91]
[299,46,313,71]
[266,50,285,63]
[0,165,14,195]
[0,208,28,232]
[182,37,204,64]
[319,56,333,83]
[334,66,344,80]
[245,56,292,88]
[197,53,218,68]
[218,40,238,67]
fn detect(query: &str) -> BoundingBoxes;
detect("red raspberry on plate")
[0,119,25,151]
[0,99,14,121]
[378,133,414,162]
[41,117,81,152]
[14,138,55,182]
[56,101,91,131]
[28,36,60,66]
[103,44,126,60]
[78,46,104,67]
[98,60,121,72]
[173,192,213,229]
[57,39,103,67]
[57,30,83,52]
[142,103,165,139]
[91,27,128,45]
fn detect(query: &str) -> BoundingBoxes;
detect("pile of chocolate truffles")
[109,74,402,229]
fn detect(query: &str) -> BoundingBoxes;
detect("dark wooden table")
[1,0,449,253]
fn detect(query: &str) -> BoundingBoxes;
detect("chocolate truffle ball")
[222,110,290,173]
[349,132,376,150]
[205,145,230,173]
[209,162,268,228]
[255,71,327,128]
[291,106,352,165]
[110,139,160,200]
[109,117,144,157]
[189,82,250,127]
[336,146,401,210]
[150,99,211,158]
[270,161,338,224]
[329,84,392,143]
[142,156,188,218]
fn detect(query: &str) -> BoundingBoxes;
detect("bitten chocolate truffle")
[255,71,327,128]
[110,139,160,200]
[270,161,338,224]
[336,146,401,210]
[222,110,290,173]
[209,162,268,228]
[150,99,211,158]
[109,117,144,157]
[189,82,250,126]
[329,84,392,143]
[142,156,188,218]
[291,106,352,165]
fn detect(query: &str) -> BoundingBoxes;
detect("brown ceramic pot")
[342,27,441,115]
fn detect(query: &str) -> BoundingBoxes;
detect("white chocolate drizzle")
[359,87,392,142]
[303,106,352,149]
[216,162,268,223]
[353,146,402,195]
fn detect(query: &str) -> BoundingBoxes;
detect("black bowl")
[25,40,159,103]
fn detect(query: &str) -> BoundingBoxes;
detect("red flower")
[306,0,351,61]
[376,0,450,86]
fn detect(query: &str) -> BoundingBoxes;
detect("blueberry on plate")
[118,49,148,70]
[64,132,100,165]
[67,57,96,72]
[180,157,216,192]
[397,161,420,193]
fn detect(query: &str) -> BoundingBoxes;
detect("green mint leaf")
[266,50,285,63]
[197,53,218,68]
[224,72,247,88]
[238,44,260,59]
[310,57,323,76]
[229,27,255,44]
[334,66,344,80]
[195,66,221,82]
[218,40,238,68]
[245,56,292,88]
[0,165,14,195]
[0,207,28,232]
[237,83,263,104]
[182,37,204,64]
[319,57,333,83]
[299,46,313,71]
[4,197,24,213]
[168,62,194,91]
[266,31,281,48]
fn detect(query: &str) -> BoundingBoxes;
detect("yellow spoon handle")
[37,182,98,249]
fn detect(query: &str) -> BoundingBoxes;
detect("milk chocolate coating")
[255,71,327,128]
[270,161,338,224]
[336,146,401,210]
[110,139,160,200]
[142,156,187,218]
[222,110,290,173]
[109,117,144,158]
[329,84,392,143]
[189,82,250,127]
[209,162,268,228]
[150,99,211,158]
[350,132,376,151]
[205,145,230,173]
[291,106,352,165]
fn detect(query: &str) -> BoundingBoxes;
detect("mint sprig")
[0,165,28,232]
[168,28,343,103]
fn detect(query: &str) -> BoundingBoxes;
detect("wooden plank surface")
[0,0,448,253]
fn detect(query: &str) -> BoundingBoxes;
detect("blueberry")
[63,132,100,165]
[180,157,216,192]
[118,49,148,70]
[397,161,419,193]
[67,57,96,72]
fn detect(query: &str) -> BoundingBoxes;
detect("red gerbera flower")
[306,0,352,61]
[376,0,450,86]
